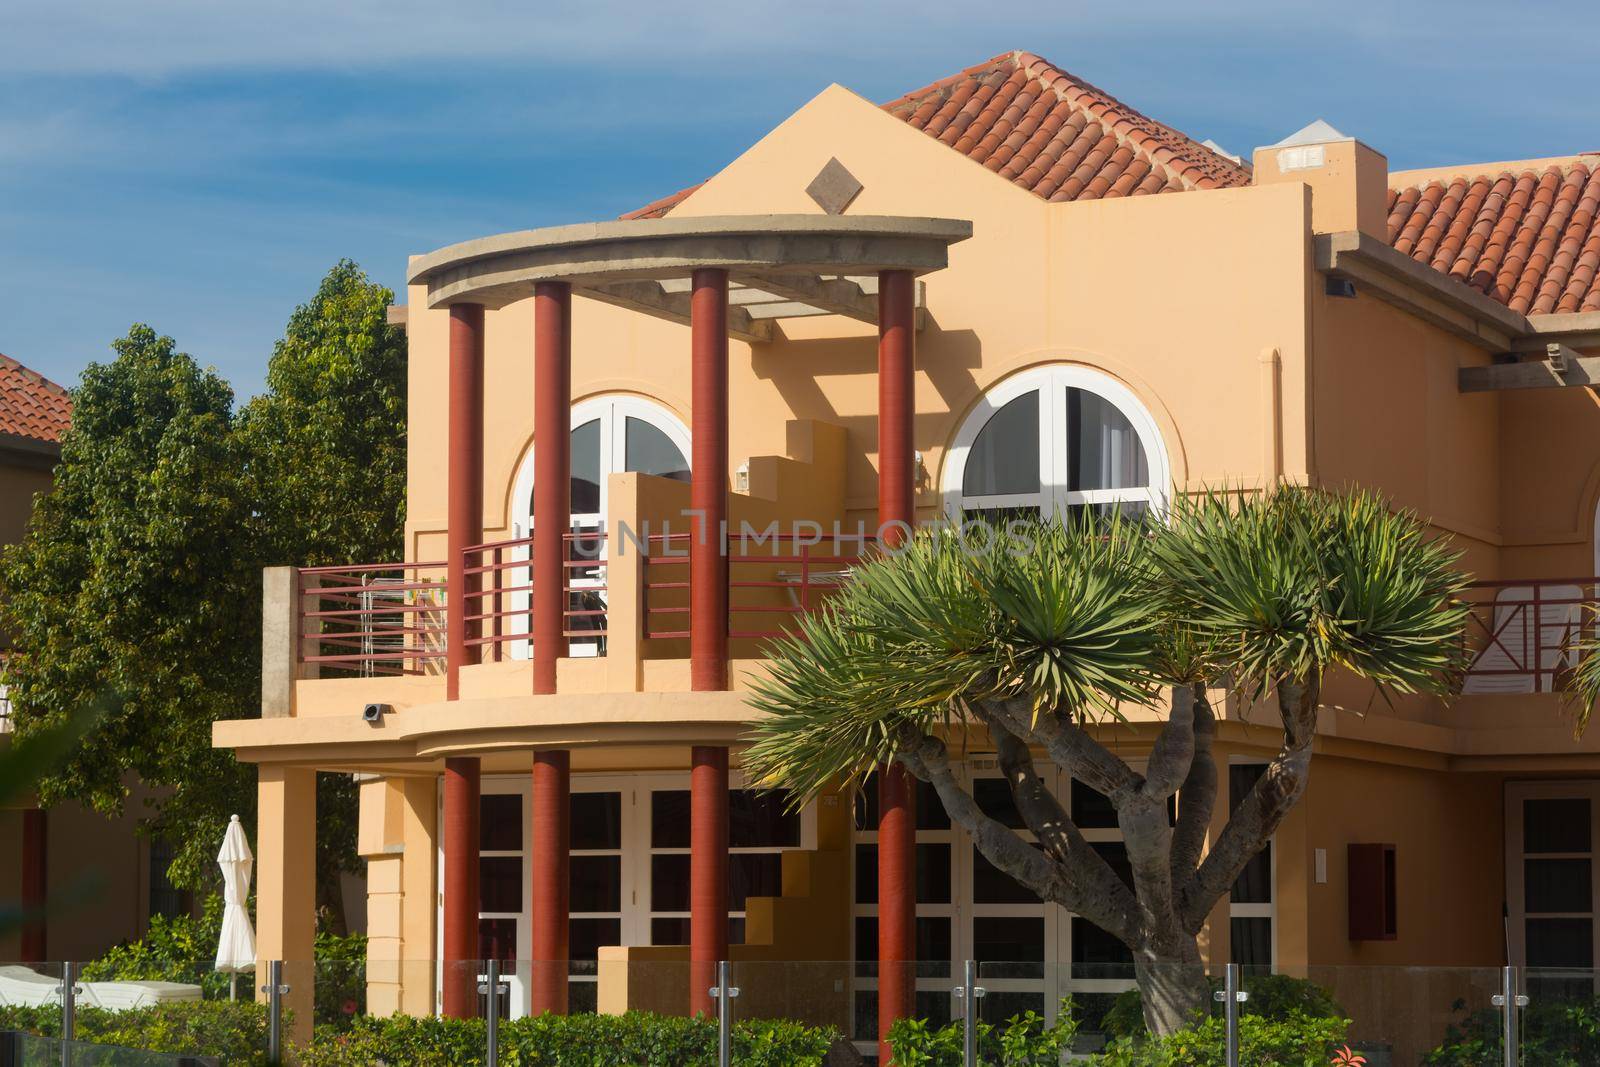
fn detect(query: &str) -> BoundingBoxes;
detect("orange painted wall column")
[19,808,46,961]
[530,750,570,1015]
[441,757,481,1017]
[442,303,486,1019]
[532,282,572,695]
[876,268,918,1062]
[690,745,730,1016]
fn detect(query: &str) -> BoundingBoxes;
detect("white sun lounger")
[77,980,204,1010]
[0,965,62,1007]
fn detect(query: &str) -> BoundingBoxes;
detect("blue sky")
[3,1,1596,399]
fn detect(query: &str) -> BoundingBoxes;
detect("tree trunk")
[1134,934,1210,1036]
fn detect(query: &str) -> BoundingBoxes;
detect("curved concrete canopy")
[407,214,973,317]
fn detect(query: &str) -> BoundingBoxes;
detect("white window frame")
[504,396,691,659]
[1226,757,1277,969]
[940,364,1171,520]
[436,770,816,1018]
[847,758,1143,1059]
[1505,779,1600,974]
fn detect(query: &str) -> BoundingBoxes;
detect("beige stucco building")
[213,51,1600,1059]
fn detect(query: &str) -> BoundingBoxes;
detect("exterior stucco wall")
[402,85,1317,560]
[1497,350,1600,580]
[1310,287,1504,569]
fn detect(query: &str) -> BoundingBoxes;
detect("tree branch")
[1168,684,1216,890]
[1178,678,1319,932]
[1142,684,1196,801]
[894,728,1091,921]
[977,696,1141,802]
[990,724,1141,942]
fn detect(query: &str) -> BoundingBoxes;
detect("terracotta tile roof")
[620,182,706,221]
[622,50,1250,219]
[882,51,1252,199]
[1386,157,1600,315]
[0,354,72,446]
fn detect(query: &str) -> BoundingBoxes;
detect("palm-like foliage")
[745,488,1472,802]
[1149,487,1472,701]
[1565,618,1600,734]
[743,515,1161,801]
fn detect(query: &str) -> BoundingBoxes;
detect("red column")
[876,268,918,1060]
[20,808,46,962]
[877,767,917,1062]
[689,745,729,1017]
[447,302,486,701]
[689,268,729,692]
[530,750,570,1015]
[533,282,572,695]
[688,272,732,1018]
[876,269,916,544]
[441,756,481,1018]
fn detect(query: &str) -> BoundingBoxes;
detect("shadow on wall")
[750,317,981,504]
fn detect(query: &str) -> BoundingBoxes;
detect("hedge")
[0,1001,276,1065]
[298,1011,843,1066]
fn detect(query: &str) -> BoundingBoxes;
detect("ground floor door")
[1506,779,1600,999]
[848,756,1276,1058]
[439,770,815,1017]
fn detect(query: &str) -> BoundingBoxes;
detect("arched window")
[943,365,1169,522]
[509,395,690,656]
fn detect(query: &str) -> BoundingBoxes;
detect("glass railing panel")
[725,960,857,1063]
[1521,966,1600,1062]
[1302,964,1503,1065]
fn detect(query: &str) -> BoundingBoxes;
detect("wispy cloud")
[1,0,1596,397]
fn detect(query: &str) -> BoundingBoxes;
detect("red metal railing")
[297,563,447,677]
[1462,577,1598,693]
[643,531,873,641]
[460,530,609,659]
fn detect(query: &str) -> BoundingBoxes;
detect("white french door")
[438,771,814,1017]
[1506,780,1600,999]
[848,760,1141,1059]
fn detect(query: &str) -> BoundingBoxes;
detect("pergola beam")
[1459,344,1600,392]
[732,272,878,324]
[581,280,773,344]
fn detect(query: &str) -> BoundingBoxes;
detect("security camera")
[362,703,391,723]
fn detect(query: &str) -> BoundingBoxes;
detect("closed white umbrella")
[214,814,256,1001]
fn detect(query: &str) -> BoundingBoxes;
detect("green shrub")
[312,928,368,1030]
[80,895,231,999]
[78,894,367,1029]
[296,1010,840,1066]
[0,1000,276,1064]
[1091,1011,1350,1066]
[1424,995,1600,1066]
[886,1001,1079,1065]
[1101,974,1345,1040]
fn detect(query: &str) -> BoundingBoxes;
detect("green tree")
[236,259,407,931]
[0,326,257,888]
[238,259,406,569]
[2,262,407,928]
[743,488,1469,1036]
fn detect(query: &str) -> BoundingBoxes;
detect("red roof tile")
[0,354,72,446]
[623,50,1250,219]
[624,52,1600,320]
[1387,158,1600,315]
[883,52,1252,199]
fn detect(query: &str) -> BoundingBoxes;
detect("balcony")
[1461,577,1597,695]
[268,512,1600,723]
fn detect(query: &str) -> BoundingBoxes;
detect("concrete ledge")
[407,214,972,311]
